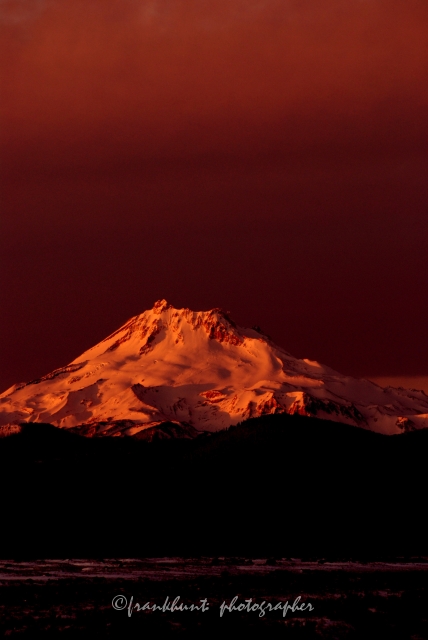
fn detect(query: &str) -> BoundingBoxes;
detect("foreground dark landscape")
[1,557,428,638]
[1,414,428,637]
[1,413,428,558]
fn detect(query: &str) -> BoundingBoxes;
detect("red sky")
[1,0,427,391]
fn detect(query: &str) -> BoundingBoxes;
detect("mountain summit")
[1,300,428,437]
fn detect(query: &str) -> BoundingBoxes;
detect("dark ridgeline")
[0,414,427,559]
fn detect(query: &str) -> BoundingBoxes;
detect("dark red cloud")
[1,0,427,390]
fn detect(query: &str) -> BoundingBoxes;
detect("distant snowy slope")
[1,299,428,436]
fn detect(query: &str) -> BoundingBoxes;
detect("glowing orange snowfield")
[1,300,428,437]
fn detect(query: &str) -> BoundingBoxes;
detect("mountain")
[1,299,428,437]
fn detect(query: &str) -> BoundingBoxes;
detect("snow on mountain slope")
[1,299,428,437]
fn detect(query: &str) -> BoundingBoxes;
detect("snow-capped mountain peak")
[1,300,428,437]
